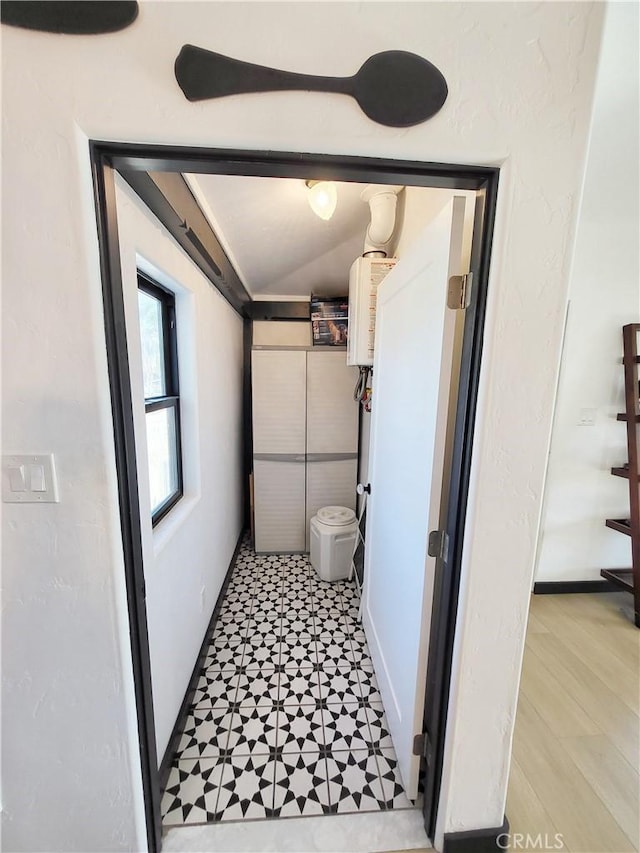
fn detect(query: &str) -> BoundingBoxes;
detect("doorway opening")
[91,143,498,852]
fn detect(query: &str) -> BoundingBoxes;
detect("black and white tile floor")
[162,537,413,825]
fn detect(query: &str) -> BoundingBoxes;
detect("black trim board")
[243,319,253,529]
[421,183,497,837]
[248,301,311,321]
[533,580,618,594]
[95,141,496,189]
[158,531,244,791]
[90,141,499,851]
[150,170,249,311]
[443,819,509,853]
[121,172,316,324]
[90,153,162,853]
[120,169,250,314]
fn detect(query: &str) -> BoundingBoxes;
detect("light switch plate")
[2,454,59,503]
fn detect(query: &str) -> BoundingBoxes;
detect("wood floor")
[507,592,639,853]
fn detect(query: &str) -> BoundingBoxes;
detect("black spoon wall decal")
[175,46,448,128]
[1,1,138,35]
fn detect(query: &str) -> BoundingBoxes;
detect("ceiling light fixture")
[306,180,338,221]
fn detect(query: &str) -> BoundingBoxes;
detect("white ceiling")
[186,173,373,299]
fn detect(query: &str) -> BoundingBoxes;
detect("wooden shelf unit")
[602,323,640,627]
[605,518,632,536]
[601,567,634,593]
[610,465,636,479]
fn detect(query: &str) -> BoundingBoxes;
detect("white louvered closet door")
[306,351,359,453]
[305,457,358,551]
[254,458,306,553]
[252,350,306,454]
[305,351,359,550]
[252,350,306,552]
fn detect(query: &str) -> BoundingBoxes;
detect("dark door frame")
[89,141,498,853]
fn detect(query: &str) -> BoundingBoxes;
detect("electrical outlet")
[578,408,596,426]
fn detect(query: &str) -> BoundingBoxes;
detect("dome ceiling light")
[306,181,338,221]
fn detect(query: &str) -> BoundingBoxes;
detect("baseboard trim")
[158,529,245,792]
[443,818,509,852]
[533,580,618,595]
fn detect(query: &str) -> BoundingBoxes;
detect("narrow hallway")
[162,536,413,825]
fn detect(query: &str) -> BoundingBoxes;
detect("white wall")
[1,3,605,849]
[116,180,244,760]
[534,1,640,584]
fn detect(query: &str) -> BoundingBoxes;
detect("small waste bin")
[310,506,358,582]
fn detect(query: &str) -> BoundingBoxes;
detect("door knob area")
[357,483,371,496]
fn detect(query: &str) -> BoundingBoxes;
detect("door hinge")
[428,529,449,561]
[447,272,473,310]
[413,731,433,761]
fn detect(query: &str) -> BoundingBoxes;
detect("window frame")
[137,271,183,526]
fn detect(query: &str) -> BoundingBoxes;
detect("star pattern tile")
[160,534,413,826]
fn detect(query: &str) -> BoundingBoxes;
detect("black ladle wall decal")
[1,1,138,35]
[175,46,448,128]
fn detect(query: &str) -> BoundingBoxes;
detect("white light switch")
[8,465,26,492]
[29,464,46,491]
[2,454,59,503]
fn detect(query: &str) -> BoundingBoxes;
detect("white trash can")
[310,506,358,582]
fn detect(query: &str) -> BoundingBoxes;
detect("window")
[137,273,183,525]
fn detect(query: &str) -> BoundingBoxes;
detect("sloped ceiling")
[186,173,373,299]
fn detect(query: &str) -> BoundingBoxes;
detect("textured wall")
[116,181,244,761]
[534,2,640,584]
[1,3,603,850]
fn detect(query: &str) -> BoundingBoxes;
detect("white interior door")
[363,198,467,800]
